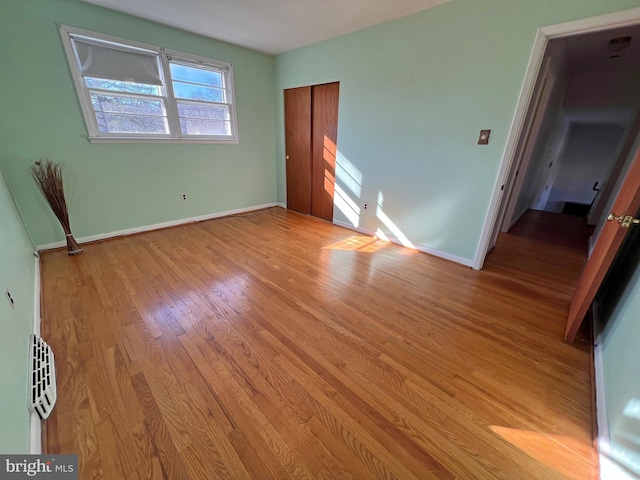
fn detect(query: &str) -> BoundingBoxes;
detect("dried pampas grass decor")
[30,157,83,255]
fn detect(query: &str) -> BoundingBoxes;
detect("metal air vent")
[28,335,57,419]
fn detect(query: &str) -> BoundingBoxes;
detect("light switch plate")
[478,129,491,145]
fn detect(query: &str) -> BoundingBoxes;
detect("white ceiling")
[559,24,640,73]
[80,0,452,55]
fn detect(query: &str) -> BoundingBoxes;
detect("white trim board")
[36,203,281,252]
[32,254,41,337]
[29,415,40,455]
[281,76,342,90]
[333,219,474,267]
[473,6,640,270]
[592,302,610,444]
[30,254,41,455]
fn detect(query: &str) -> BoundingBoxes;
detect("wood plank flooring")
[41,207,596,479]
[509,209,595,251]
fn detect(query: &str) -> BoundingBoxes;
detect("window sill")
[88,136,240,144]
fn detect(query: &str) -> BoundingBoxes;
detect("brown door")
[284,82,339,220]
[565,147,640,341]
[311,82,339,221]
[284,87,312,214]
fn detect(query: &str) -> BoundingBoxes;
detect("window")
[59,25,239,143]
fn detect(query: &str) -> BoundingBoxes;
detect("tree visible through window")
[170,61,232,136]
[88,78,168,134]
[59,25,239,142]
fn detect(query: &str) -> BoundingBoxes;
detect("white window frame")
[59,24,240,144]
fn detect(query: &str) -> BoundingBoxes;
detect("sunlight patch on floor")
[490,425,594,479]
[323,235,389,252]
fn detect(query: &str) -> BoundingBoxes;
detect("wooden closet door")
[311,82,339,221]
[284,87,312,214]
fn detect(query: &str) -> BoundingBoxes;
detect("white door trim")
[473,6,640,270]
[497,56,556,242]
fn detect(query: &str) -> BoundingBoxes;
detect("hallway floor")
[508,209,595,252]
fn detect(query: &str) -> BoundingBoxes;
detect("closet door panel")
[284,86,312,214]
[311,82,339,221]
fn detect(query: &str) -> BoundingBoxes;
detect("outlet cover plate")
[5,288,15,309]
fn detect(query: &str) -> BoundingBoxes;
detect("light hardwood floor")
[41,207,595,479]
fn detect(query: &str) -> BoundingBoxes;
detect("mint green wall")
[0,0,277,246]
[0,169,35,453]
[275,0,640,261]
[602,266,640,476]
[597,228,640,477]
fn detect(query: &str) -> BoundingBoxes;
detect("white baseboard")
[30,254,42,454]
[414,243,474,268]
[332,220,474,267]
[29,413,41,454]
[593,302,610,443]
[36,203,281,252]
[32,254,40,336]
[332,220,376,236]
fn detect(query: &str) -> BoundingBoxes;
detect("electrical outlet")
[5,289,15,309]
[181,193,188,202]
[363,203,369,210]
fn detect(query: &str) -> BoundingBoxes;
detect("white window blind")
[72,37,163,86]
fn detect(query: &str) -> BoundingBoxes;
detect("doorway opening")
[476,9,640,270]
